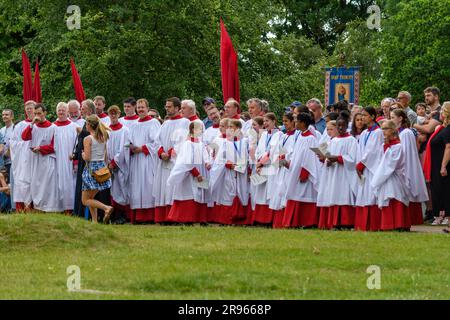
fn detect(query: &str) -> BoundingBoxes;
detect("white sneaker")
[441,218,449,225]
[432,217,443,226]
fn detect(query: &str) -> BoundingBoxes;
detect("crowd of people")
[1,87,449,233]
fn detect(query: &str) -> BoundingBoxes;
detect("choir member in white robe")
[354,107,385,232]
[207,118,230,223]
[106,105,131,222]
[243,98,266,137]
[94,96,111,126]
[371,120,412,231]
[317,113,358,229]
[203,107,221,147]
[167,122,212,223]
[252,113,283,225]
[391,109,428,225]
[181,99,205,133]
[223,98,246,127]
[119,97,139,129]
[53,102,80,213]
[68,100,86,127]
[210,120,249,225]
[153,97,190,223]
[269,113,296,228]
[21,104,62,212]
[10,101,35,211]
[281,112,321,228]
[128,99,161,223]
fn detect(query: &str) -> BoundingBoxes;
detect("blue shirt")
[203,117,213,130]
[314,117,326,134]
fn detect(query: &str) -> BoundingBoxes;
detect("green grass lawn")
[0,213,449,300]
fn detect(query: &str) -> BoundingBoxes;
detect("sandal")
[103,207,114,224]
[431,217,444,226]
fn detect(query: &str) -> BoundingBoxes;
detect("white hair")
[56,102,68,111]
[399,91,412,101]
[67,99,81,109]
[182,99,196,114]
[381,98,395,106]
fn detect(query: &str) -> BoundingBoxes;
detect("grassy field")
[0,213,449,300]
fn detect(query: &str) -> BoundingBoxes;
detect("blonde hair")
[107,105,121,115]
[327,120,337,128]
[220,118,230,127]
[137,98,149,109]
[383,120,399,138]
[441,102,450,126]
[86,115,110,142]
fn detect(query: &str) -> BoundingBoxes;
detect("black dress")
[73,124,89,217]
[430,125,450,216]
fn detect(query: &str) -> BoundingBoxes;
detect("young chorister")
[371,120,412,231]
[317,111,358,229]
[252,113,283,225]
[210,119,249,225]
[269,113,296,228]
[106,105,131,223]
[166,121,212,224]
[354,107,385,231]
[391,108,428,225]
[282,112,321,228]
[153,98,190,223]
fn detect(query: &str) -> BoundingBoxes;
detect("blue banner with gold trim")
[325,67,360,106]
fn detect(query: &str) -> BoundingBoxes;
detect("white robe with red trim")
[23,122,62,212]
[203,126,220,147]
[10,120,33,204]
[355,127,385,206]
[316,135,358,207]
[252,130,283,208]
[283,131,321,206]
[128,117,161,209]
[107,123,131,206]
[54,120,80,210]
[167,139,212,204]
[399,129,428,203]
[269,131,297,210]
[371,143,411,208]
[210,137,249,206]
[119,115,139,129]
[153,117,190,207]
[98,113,111,126]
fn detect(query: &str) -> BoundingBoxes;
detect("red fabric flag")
[70,58,86,104]
[32,60,42,103]
[220,19,240,110]
[21,49,33,103]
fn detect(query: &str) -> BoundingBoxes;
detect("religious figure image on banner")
[336,83,350,102]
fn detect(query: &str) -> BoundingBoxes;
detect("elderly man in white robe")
[68,100,85,127]
[128,98,161,223]
[21,103,62,212]
[181,99,205,132]
[54,102,80,213]
[153,97,189,223]
[10,100,35,212]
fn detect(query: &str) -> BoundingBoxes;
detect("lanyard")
[364,124,379,147]
[283,134,292,147]
[233,139,242,156]
[294,130,301,143]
